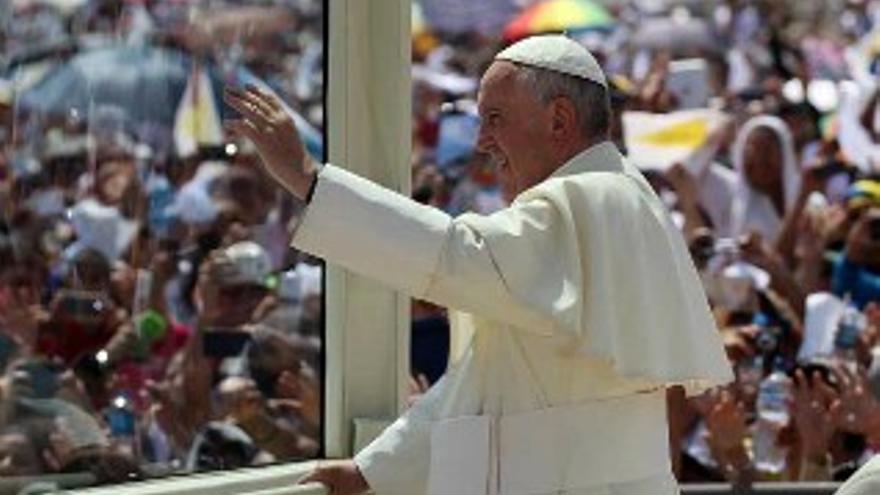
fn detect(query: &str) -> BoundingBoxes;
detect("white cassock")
[836,455,880,495]
[292,141,734,495]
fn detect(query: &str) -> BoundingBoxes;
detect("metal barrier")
[228,483,328,495]
[0,472,96,495]
[681,482,840,495]
[67,462,319,494]
[1,472,838,495]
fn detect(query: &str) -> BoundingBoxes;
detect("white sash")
[427,415,493,495]
[426,390,671,495]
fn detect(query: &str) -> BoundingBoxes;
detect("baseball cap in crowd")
[208,241,273,288]
[846,179,880,209]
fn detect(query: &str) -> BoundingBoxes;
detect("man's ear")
[550,96,578,140]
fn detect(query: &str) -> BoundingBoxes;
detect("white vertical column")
[324,0,412,458]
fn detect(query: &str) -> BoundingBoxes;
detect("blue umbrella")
[18,44,323,157]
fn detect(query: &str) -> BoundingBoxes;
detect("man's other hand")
[299,459,370,495]
[223,85,316,200]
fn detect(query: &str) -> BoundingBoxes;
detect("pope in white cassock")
[225,35,734,495]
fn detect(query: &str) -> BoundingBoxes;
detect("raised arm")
[291,164,565,334]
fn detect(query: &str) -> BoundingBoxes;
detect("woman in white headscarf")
[730,115,802,242]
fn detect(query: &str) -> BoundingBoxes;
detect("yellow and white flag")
[623,109,730,172]
[174,63,224,158]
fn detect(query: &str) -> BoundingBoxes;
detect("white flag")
[173,64,224,158]
[623,109,730,173]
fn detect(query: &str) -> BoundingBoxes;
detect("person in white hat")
[196,240,274,329]
[225,34,733,495]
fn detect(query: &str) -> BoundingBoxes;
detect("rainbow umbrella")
[503,0,614,42]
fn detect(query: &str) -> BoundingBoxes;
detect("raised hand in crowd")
[791,368,840,480]
[274,368,321,431]
[146,334,213,454]
[636,52,676,112]
[740,231,807,322]
[703,388,753,485]
[666,164,707,237]
[796,204,849,294]
[740,231,784,274]
[145,379,192,461]
[704,389,749,453]
[774,160,836,269]
[829,364,880,438]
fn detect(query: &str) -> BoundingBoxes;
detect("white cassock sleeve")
[835,456,880,495]
[292,164,568,335]
[293,163,732,388]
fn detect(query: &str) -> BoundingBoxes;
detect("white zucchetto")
[495,34,608,88]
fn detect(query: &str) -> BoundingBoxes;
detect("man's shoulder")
[546,168,634,190]
[547,169,643,202]
[519,170,646,217]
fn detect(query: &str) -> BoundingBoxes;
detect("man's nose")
[476,125,494,154]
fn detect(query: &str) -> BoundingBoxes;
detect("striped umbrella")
[503,0,614,42]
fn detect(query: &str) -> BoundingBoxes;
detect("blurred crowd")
[409,0,880,487]
[5,0,880,491]
[0,0,325,490]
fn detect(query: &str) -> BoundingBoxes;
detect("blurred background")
[0,0,325,491]
[3,0,880,492]
[408,0,880,487]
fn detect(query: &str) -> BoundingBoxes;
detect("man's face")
[199,282,267,327]
[97,161,136,206]
[846,206,880,270]
[742,128,783,196]
[195,256,269,327]
[476,61,554,203]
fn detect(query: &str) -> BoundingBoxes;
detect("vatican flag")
[623,109,730,173]
[174,63,224,158]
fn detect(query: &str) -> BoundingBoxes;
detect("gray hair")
[514,64,611,139]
